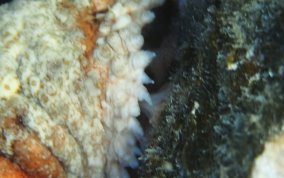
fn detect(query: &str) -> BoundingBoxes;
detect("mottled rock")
[138,0,284,177]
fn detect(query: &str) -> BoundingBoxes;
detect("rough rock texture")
[138,0,284,177]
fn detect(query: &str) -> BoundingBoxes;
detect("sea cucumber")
[0,0,164,177]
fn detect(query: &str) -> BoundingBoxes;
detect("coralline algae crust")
[0,0,163,177]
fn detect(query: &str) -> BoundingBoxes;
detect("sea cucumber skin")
[0,0,163,177]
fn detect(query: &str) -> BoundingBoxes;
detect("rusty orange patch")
[1,117,66,178]
[13,134,66,178]
[0,156,28,178]
[76,0,114,73]
[77,8,99,60]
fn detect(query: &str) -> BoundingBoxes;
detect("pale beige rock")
[251,133,284,178]
[93,0,114,11]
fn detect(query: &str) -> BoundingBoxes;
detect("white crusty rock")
[0,0,164,177]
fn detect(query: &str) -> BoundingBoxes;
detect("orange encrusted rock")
[0,156,28,178]
[13,134,66,178]
[1,117,66,178]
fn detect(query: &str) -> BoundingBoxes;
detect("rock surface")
[138,0,284,177]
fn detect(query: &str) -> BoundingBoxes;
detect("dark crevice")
[0,0,12,5]
[142,0,180,93]
[137,0,180,137]
[132,0,180,178]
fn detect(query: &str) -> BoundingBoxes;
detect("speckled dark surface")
[138,0,284,177]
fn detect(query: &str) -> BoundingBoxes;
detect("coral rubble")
[0,0,163,177]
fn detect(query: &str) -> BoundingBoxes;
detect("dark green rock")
[138,0,284,177]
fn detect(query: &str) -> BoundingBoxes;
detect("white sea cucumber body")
[0,0,164,177]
